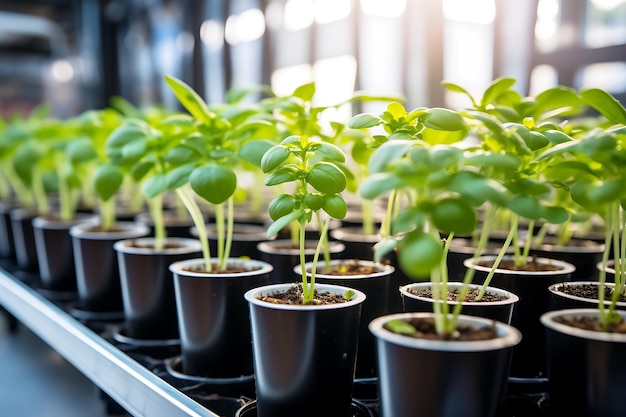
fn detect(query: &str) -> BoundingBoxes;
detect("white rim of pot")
[464,255,576,275]
[256,239,346,256]
[399,282,519,306]
[294,259,395,279]
[597,259,625,275]
[540,308,626,343]
[190,223,271,241]
[169,257,274,277]
[69,221,150,240]
[244,282,366,311]
[329,227,382,242]
[529,238,605,254]
[113,237,203,255]
[32,213,98,229]
[547,281,626,308]
[369,312,522,352]
[448,238,512,256]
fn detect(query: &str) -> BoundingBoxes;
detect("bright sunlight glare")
[360,0,406,18]
[443,0,496,24]
[225,8,266,44]
[284,0,315,31]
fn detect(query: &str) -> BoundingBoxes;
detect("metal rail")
[0,265,219,417]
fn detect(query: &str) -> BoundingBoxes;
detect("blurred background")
[0,0,625,120]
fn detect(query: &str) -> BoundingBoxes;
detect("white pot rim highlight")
[244,282,366,311]
[369,312,522,352]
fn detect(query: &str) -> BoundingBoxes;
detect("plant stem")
[215,202,225,268]
[476,214,518,299]
[100,197,115,231]
[521,219,535,262]
[361,198,374,236]
[220,197,235,271]
[598,207,612,328]
[176,185,211,271]
[299,218,309,302]
[148,196,165,251]
[308,216,332,305]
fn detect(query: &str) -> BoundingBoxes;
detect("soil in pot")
[387,315,499,341]
[554,284,626,302]
[407,287,509,303]
[256,283,351,305]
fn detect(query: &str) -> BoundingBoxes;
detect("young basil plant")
[262,134,348,304]
[164,74,276,272]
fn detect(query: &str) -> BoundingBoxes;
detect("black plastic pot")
[134,211,196,238]
[170,258,273,379]
[330,226,382,261]
[400,282,519,325]
[114,237,202,340]
[295,260,396,383]
[244,283,366,417]
[192,223,270,260]
[0,200,17,259]
[32,213,96,293]
[70,221,150,312]
[528,237,604,281]
[256,239,345,284]
[541,309,626,417]
[370,312,521,417]
[163,356,256,398]
[465,255,575,381]
[446,237,513,282]
[10,207,40,272]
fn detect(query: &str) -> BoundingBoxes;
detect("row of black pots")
[1,199,616,416]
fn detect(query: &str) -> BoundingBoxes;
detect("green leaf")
[358,172,406,200]
[466,153,519,172]
[385,319,417,334]
[348,113,383,129]
[392,208,425,235]
[581,88,626,125]
[423,108,467,131]
[431,198,477,234]
[142,173,167,198]
[239,139,275,167]
[261,145,291,173]
[397,230,443,279]
[166,145,200,165]
[315,142,346,163]
[66,140,97,164]
[190,165,236,204]
[306,162,347,194]
[508,196,542,220]
[373,237,398,263]
[293,82,315,102]
[93,164,124,201]
[442,82,477,106]
[303,194,323,210]
[481,77,517,107]
[541,205,569,224]
[265,166,298,186]
[166,163,195,189]
[130,161,153,182]
[267,209,305,237]
[268,194,296,221]
[121,138,148,162]
[322,193,347,219]
[587,179,624,203]
[106,123,147,148]
[428,146,462,170]
[542,130,573,145]
[368,140,413,174]
[164,74,213,126]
